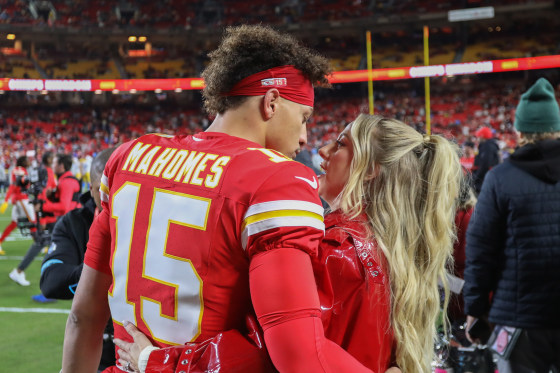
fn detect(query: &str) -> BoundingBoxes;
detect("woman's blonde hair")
[336,114,462,373]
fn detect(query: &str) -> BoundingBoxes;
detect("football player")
[3,156,36,277]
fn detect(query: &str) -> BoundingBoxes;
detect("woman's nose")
[318,143,331,160]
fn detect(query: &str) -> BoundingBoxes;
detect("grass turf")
[0,211,72,372]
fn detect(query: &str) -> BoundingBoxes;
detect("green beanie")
[515,78,560,133]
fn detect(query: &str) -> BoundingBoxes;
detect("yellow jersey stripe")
[100,182,110,196]
[245,200,324,218]
[242,209,323,232]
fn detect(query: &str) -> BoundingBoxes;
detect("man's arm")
[250,247,372,372]
[62,264,112,373]
[115,249,375,373]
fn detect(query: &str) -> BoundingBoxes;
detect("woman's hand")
[114,321,154,372]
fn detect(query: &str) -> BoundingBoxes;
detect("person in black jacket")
[40,147,116,372]
[463,78,560,373]
[472,126,500,194]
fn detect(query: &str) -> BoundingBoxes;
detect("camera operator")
[42,153,82,217]
[30,152,58,230]
[1,156,36,263]
[38,151,58,206]
[39,147,116,370]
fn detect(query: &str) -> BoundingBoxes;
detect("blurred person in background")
[1,156,35,265]
[40,147,116,371]
[0,156,8,195]
[9,153,80,288]
[295,143,322,174]
[460,140,475,172]
[115,114,461,373]
[448,174,477,323]
[42,153,82,217]
[464,78,560,372]
[472,126,500,194]
[33,151,57,258]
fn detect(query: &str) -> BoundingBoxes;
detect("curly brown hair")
[201,25,332,115]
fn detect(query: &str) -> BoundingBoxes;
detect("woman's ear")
[365,164,380,181]
[262,88,280,120]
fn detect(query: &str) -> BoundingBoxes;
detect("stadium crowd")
[2,0,549,29]
[0,76,540,170]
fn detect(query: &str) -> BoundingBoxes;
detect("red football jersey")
[5,166,29,203]
[85,132,324,349]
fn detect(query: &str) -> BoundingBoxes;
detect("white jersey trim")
[242,216,325,250]
[244,200,324,219]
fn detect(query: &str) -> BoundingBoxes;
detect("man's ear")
[262,89,281,120]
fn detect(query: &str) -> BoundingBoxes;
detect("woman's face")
[318,123,354,207]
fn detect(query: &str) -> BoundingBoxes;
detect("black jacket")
[39,191,115,369]
[472,138,500,193]
[463,139,560,328]
[40,192,94,299]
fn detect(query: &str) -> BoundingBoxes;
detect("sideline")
[0,307,70,314]
[0,256,42,261]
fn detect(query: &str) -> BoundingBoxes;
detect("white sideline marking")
[0,256,42,261]
[0,307,70,314]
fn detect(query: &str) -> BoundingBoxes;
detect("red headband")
[224,65,314,107]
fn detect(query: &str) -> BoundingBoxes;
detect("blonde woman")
[116,114,461,373]
[316,114,461,372]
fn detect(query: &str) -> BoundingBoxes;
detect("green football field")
[0,210,72,372]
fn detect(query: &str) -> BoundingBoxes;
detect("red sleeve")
[244,162,325,259]
[84,208,112,275]
[249,248,372,372]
